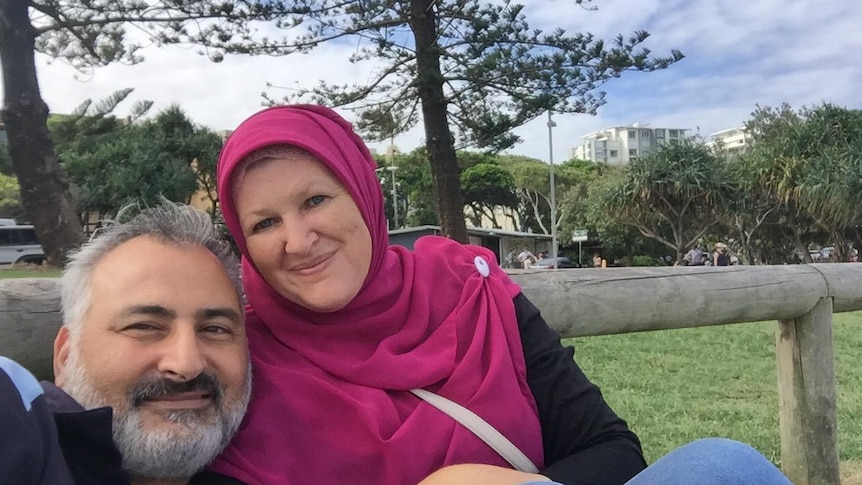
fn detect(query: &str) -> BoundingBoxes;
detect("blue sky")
[28,0,862,162]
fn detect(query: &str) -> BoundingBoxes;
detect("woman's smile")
[288,251,335,276]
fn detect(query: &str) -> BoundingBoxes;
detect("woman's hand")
[417,464,554,485]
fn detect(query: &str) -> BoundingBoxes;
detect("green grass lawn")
[0,265,61,278]
[568,311,862,468]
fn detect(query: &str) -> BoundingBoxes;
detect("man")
[683,246,705,266]
[517,248,536,269]
[0,203,251,484]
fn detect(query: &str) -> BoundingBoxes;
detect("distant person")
[0,203,251,484]
[517,248,536,269]
[592,253,603,268]
[713,243,730,267]
[504,249,516,269]
[684,246,705,266]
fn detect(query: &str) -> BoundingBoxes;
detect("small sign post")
[572,230,589,266]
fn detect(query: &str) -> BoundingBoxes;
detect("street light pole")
[387,165,399,228]
[547,110,558,269]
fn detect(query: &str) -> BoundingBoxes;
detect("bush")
[631,255,658,267]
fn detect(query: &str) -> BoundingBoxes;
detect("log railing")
[2,264,861,485]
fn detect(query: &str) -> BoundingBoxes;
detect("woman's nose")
[277,217,318,255]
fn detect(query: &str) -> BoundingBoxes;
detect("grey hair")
[61,201,243,332]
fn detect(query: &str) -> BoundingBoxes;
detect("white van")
[0,225,45,265]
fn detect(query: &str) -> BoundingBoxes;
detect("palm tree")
[602,140,734,264]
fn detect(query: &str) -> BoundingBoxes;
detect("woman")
[201,105,791,485]
[713,243,730,267]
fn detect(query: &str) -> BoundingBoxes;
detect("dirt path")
[842,461,862,485]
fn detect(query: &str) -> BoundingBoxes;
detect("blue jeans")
[625,438,792,484]
[520,438,792,485]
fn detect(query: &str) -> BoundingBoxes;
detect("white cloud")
[12,0,862,163]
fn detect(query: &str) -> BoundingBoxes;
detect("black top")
[193,293,646,485]
[514,293,646,484]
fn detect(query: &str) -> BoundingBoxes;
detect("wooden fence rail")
[2,264,862,485]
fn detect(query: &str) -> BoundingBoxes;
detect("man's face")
[54,236,250,480]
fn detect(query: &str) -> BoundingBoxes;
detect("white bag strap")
[409,388,539,473]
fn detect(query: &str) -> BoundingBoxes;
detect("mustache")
[130,372,223,407]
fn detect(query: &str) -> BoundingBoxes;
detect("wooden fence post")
[775,297,839,485]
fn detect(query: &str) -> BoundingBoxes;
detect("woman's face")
[234,150,373,313]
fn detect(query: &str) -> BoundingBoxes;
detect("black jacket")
[0,356,78,485]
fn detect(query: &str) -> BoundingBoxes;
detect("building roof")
[580,126,692,140]
[709,126,748,138]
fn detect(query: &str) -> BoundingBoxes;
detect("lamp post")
[547,110,558,269]
[386,165,399,228]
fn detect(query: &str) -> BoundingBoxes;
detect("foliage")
[728,103,862,262]
[629,255,659,267]
[52,94,222,218]
[375,148,439,228]
[573,164,667,265]
[265,1,682,149]
[29,1,301,69]
[461,162,518,228]
[499,155,550,232]
[601,140,734,263]
[554,158,605,233]
[0,172,25,219]
[260,0,682,241]
[0,144,13,176]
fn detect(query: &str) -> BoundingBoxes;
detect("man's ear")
[53,326,71,387]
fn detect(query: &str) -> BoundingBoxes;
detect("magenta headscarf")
[211,105,543,485]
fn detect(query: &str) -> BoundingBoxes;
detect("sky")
[24,0,862,163]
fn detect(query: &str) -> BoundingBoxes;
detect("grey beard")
[111,406,237,479]
[62,343,251,480]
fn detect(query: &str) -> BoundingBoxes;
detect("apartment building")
[571,124,691,164]
[706,126,753,157]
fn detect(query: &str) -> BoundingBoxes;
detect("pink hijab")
[211,105,543,485]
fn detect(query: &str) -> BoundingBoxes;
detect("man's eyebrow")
[122,305,176,319]
[196,308,242,326]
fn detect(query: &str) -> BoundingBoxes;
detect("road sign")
[572,229,589,243]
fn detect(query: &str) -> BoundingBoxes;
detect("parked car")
[0,224,45,265]
[532,256,581,269]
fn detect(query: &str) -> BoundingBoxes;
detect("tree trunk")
[792,229,813,264]
[409,0,468,243]
[0,0,83,266]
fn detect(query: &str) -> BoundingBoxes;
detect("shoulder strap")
[409,388,539,473]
